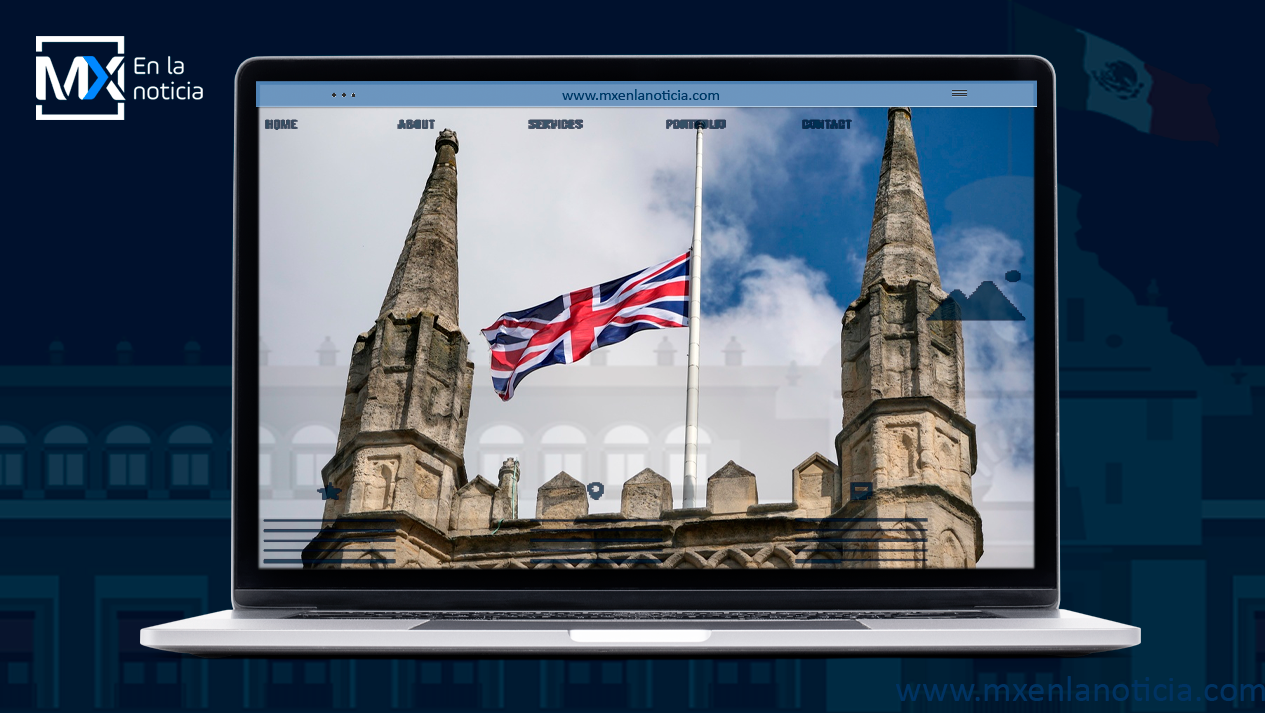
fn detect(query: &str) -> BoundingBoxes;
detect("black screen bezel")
[233,56,1058,610]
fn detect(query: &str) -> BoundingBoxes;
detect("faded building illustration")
[294,111,982,570]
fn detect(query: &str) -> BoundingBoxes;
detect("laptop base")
[143,608,1138,656]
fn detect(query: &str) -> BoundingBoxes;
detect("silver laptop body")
[143,55,1139,656]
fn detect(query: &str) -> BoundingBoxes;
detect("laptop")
[142,55,1139,655]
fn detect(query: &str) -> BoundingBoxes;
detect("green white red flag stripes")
[1012,3,1218,145]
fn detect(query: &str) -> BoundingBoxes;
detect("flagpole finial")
[435,128,459,154]
[434,129,459,169]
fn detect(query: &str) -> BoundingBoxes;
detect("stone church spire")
[316,129,475,534]
[861,107,941,291]
[379,128,461,331]
[833,108,982,569]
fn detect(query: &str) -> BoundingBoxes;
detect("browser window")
[254,81,1037,571]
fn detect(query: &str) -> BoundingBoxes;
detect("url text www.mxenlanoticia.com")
[897,679,1265,704]
[560,90,721,102]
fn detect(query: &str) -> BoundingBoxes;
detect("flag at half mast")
[481,251,690,401]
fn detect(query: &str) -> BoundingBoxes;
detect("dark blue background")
[8,1,1261,710]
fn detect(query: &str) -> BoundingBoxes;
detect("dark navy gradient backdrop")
[8,1,1261,711]
[13,2,1256,368]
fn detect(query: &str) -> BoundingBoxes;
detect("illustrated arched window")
[105,425,151,489]
[665,425,712,507]
[258,427,277,488]
[291,425,336,490]
[168,425,213,490]
[44,425,88,489]
[603,425,649,487]
[0,425,26,489]
[478,425,523,482]
[541,425,586,481]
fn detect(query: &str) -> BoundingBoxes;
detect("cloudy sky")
[259,105,1036,564]
[260,106,1033,364]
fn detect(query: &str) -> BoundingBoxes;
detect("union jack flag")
[482,251,691,400]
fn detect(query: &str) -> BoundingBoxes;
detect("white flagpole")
[683,124,704,508]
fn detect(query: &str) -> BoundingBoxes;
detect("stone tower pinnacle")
[861,108,941,291]
[379,128,461,331]
[316,129,475,534]
[833,108,982,569]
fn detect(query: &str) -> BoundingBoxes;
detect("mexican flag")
[1012,3,1219,145]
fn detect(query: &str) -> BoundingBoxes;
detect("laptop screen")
[252,79,1038,574]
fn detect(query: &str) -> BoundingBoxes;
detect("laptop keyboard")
[289,610,998,620]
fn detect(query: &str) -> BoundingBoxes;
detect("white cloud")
[703,254,844,366]
[934,224,1035,504]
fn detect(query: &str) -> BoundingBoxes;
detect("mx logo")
[35,36,125,121]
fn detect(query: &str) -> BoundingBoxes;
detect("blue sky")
[699,107,1035,315]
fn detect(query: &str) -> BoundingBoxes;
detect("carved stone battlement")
[303,442,981,570]
[303,452,981,569]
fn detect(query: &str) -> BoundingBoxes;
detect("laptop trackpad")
[570,629,711,643]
